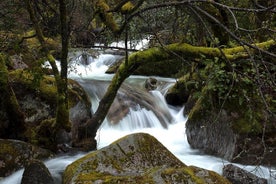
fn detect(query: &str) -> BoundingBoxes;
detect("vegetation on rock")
[63,133,231,184]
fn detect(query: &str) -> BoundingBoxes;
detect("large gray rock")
[186,107,276,166]
[0,139,53,177]
[63,133,231,184]
[21,159,54,184]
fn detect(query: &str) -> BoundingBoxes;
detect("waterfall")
[1,50,275,184]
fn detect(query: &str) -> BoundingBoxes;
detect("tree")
[23,0,71,145]
[78,0,275,142]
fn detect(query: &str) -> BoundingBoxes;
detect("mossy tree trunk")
[0,54,26,139]
[55,0,70,132]
[23,0,71,140]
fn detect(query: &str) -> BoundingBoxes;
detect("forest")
[0,0,275,183]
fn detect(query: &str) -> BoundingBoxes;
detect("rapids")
[1,50,275,184]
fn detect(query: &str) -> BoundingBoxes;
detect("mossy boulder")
[0,139,53,177]
[185,84,276,166]
[166,54,276,166]
[63,133,231,184]
[5,70,92,151]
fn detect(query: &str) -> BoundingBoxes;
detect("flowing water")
[1,50,275,184]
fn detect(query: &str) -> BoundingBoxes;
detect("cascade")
[1,49,275,184]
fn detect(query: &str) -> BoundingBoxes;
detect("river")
[1,48,275,184]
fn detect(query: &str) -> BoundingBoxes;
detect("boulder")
[3,70,93,151]
[21,159,54,184]
[145,77,158,91]
[63,133,231,184]
[186,101,276,166]
[0,139,53,177]
[222,164,267,184]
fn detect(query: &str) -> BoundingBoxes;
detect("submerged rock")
[0,139,53,177]
[63,133,231,184]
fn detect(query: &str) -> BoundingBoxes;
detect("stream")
[1,48,275,184]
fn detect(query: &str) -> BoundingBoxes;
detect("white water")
[1,50,275,184]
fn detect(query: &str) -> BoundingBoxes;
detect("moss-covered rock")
[185,72,276,166]
[0,139,53,177]
[165,50,275,166]
[5,70,92,151]
[63,133,231,184]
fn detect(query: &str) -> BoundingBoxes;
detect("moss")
[0,139,53,177]
[121,1,135,13]
[187,81,268,135]
[188,166,232,184]
[97,0,120,33]
[9,70,89,109]
[34,118,57,150]
[76,172,149,184]
[160,167,204,184]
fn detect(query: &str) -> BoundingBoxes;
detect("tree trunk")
[23,0,70,140]
[55,0,70,132]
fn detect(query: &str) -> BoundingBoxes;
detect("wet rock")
[0,139,53,177]
[145,77,158,91]
[5,70,93,151]
[222,164,267,184]
[63,133,231,184]
[186,106,276,166]
[165,78,194,106]
[185,83,276,166]
[108,83,173,128]
[21,159,54,184]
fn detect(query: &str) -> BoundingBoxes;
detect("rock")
[0,139,53,177]
[186,105,276,166]
[63,133,231,184]
[21,159,54,184]
[185,83,276,166]
[222,164,267,184]
[145,77,158,91]
[10,54,28,69]
[165,77,197,106]
[3,70,93,151]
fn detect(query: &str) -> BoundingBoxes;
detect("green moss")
[160,167,203,184]
[97,0,120,33]
[121,1,135,13]
[188,166,232,184]
[34,118,57,150]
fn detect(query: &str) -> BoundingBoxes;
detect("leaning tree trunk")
[0,54,26,139]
